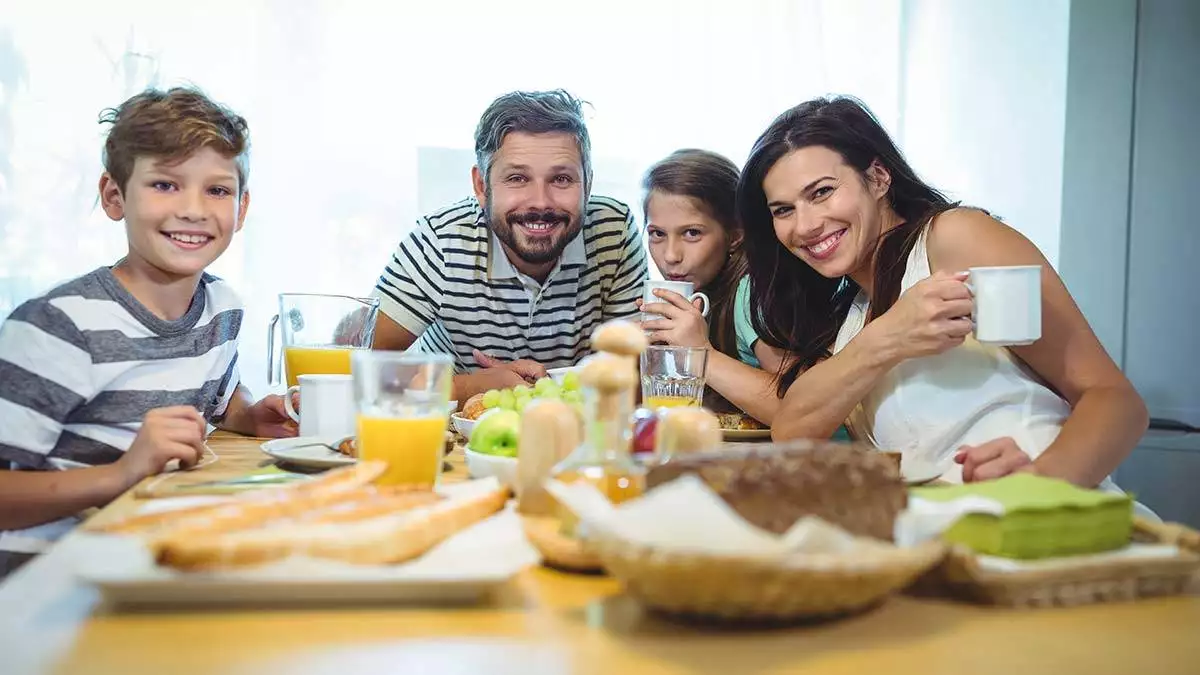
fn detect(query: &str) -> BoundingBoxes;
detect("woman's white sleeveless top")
[832,227,1152,518]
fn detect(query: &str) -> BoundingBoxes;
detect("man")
[372,90,648,400]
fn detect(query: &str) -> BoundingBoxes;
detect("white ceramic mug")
[284,373,356,439]
[967,265,1042,346]
[642,280,710,318]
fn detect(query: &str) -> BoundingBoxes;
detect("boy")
[0,87,294,576]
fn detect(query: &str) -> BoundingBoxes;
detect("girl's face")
[645,190,737,289]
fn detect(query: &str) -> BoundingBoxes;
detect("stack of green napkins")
[911,474,1133,559]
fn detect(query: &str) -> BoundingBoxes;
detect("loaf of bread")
[655,406,723,458]
[153,486,508,570]
[646,441,906,541]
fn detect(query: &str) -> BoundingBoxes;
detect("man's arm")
[371,217,442,349]
[373,313,419,350]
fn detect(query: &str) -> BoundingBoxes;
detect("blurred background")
[0,0,1196,523]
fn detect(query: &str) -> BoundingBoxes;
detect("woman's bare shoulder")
[925,207,1050,273]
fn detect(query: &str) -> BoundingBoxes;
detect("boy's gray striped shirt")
[0,267,242,471]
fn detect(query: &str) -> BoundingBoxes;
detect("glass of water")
[640,345,708,410]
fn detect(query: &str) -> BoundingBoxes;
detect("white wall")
[899,0,1071,267]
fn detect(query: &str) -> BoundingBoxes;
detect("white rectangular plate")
[75,482,538,609]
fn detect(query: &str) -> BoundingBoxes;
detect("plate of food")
[717,412,772,440]
[261,433,456,470]
[261,436,357,469]
[76,465,536,607]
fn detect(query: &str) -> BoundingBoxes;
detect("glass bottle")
[549,354,647,537]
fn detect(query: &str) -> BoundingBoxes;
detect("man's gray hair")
[474,90,592,192]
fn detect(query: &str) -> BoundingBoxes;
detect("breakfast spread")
[78,319,1199,616]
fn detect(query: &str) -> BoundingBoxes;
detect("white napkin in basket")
[546,475,874,559]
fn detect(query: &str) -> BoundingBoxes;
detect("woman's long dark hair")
[643,149,747,411]
[737,97,955,396]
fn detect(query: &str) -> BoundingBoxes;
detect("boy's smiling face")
[100,146,249,281]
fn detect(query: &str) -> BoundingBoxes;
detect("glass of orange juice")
[640,345,708,410]
[351,351,453,487]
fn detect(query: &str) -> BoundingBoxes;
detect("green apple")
[470,408,520,457]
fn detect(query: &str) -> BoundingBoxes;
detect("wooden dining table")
[1,431,1199,675]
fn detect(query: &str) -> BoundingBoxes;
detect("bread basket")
[587,532,945,622]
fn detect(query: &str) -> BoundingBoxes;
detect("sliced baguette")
[95,461,388,536]
[153,486,509,570]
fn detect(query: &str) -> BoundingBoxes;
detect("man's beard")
[486,199,584,266]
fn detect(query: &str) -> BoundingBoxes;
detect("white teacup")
[284,374,355,439]
[642,280,710,318]
[967,265,1042,346]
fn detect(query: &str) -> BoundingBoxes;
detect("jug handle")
[267,314,280,385]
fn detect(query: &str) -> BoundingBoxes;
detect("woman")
[737,97,1149,500]
[638,149,786,424]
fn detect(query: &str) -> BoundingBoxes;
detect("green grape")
[481,389,501,409]
[534,378,561,399]
[497,389,517,410]
[561,370,580,392]
[562,390,583,405]
[514,395,531,413]
[512,384,532,397]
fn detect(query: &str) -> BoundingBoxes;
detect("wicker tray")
[587,533,946,622]
[919,518,1200,607]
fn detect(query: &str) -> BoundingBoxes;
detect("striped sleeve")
[372,217,444,336]
[603,209,649,320]
[0,300,97,468]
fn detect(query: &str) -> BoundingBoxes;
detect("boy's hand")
[116,406,206,487]
[242,395,299,439]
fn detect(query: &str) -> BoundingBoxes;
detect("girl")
[737,97,1149,505]
[639,149,786,424]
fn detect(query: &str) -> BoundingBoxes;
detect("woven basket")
[921,518,1200,607]
[521,515,605,573]
[587,533,946,622]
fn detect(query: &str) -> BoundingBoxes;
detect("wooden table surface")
[2,432,1199,675]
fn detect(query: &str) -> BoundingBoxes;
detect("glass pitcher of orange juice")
[267,293,380,387]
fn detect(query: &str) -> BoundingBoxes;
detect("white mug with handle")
[284,373,356,439]
[642,280,710,320]
[966,265,1042,346]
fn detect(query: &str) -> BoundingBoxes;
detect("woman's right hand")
[870,271,974,361]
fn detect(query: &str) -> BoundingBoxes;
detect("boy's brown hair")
[99,87,250,194]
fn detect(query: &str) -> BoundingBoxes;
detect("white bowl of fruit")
[457,372,584,430]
